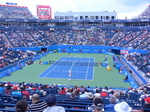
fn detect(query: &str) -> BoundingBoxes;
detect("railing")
[120,56,147,86]
[0,56,33,73]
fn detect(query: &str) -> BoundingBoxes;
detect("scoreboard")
[37,5,52,20]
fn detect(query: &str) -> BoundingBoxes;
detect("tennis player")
[102,55,108,63]
[68,69,72,80]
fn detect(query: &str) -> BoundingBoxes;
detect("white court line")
[37,57,65,78]
[37,77,93,80]
[43,57,67,77]
[85,58,91,80]
[69,60,77,70]
[37,66,53,78]
[53,70,86,73]
[92,58,95,81]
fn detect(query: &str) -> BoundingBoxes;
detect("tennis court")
[0,53,131,88]
[38,57,94,80]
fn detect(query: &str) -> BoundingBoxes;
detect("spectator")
[16,99,28,112]
[114,101,132,112]
[68,92,77,100]
[139,90,149,105]
[141,97,150,112]
[5,84,12,94]
[79,91,87,99]
[113,92,120,103]
[108,89,115,97]
[133,97,150,112]
[124,75,129,81]
[86,92,94,100]
[88,96,104,111]
[94,89,101,97]
[59,87,66,94]
[0,83,5,94]
[93,106,103,112]
[20,85,31,100]
[29,94,47,112]
[43,94,66,112]
[12,86,22,99]
[87,86,92,92]
[66,87,73,96]
[104,96,116,111]
[100,89,109,97]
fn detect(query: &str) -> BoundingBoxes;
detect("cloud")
[117,0,150,7]
[53,0,117,12]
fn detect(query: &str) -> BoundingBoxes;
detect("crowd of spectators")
[0,29,36,69]
[16,30,40,47]
[124,30,150,50]
[0,22,48,27]
[139,5,150,19]
[0,49,34,69]
[0,5,34,19]
[108,30,131,46]
[30,30,50,46]
[0,28,149,50]
[38,29,104,45]
[72,29,104,45]
[0,30,11,50]
[4,30,27,47]
[109,30,142,47]
[125,52,150,74]
[108,30,150,50]
[0,81,150,111]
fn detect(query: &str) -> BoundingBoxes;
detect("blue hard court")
[38,57,94,80]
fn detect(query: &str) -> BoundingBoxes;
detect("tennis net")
[49,61,98,66]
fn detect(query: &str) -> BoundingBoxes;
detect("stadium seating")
[0,28,149,51]
[124,31,150,49]
[0,5,34,19]
[2,29,150,50]
[4,30,26,47]
[0,29,149,49]
[0,81,149,112]
[17,30,40,47]
[139,5,150,19]
[126,52,150,74]
[0,49,34,70]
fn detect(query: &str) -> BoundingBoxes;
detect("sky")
[0,0,149,19]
